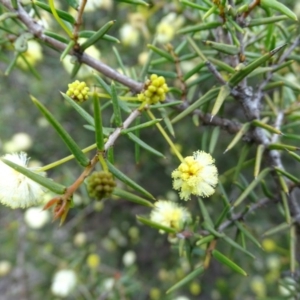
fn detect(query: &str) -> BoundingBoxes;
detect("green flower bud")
[87,171,116,200]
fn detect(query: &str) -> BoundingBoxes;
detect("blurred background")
[0,0,299,299]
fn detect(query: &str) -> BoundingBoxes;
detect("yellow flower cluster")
[137,74,169,105]
[150,200,191,233]
[66,80,89,103]
[172,151,218,201]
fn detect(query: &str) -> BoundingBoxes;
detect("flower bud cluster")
[66,80,89,103]
[137,74,169,105]
[87,171,116,200]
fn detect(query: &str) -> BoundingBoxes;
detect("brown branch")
[0,0,143,92]
[72,0,87,43]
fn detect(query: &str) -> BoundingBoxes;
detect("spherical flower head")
[119,23,140,47]
[17,40,43,69]
[24,207,50,229]
[51,269,77,297]
[172,151,218,201]
[0,152,47,209]
[137,74,169,105]
[66,80,89,103]
[150,200,191,233]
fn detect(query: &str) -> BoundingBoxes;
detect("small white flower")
[0,261,12,277]
[119,23,140,47]
[17,40,43,69]
[150,200,191,233]
[3,132,32,153]
[122,250,136,267]
[102,278,115,291]
[24,207,50,229]
[51,269,77,297]
[156,13,184,43]
[0,152,47,209]
[172,151,218,201]
[82,0,112,11]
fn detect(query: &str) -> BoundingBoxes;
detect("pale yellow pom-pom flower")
[172,151,218,201]
[150,200,191,233]
[0,152,46,209]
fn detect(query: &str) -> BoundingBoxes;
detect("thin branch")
[0,0,143,92]
[72,0,87,43]
[218,197,271,232]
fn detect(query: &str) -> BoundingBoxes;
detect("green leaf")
[272,74,300,92]
[223,235,255,259]
[31,96,90,167]
[92,93,104,151]
[196,235,215,246]
[113,188,154,207]
[121,119,161,134]
[208,57,235,73]
[180,0,208,11]
[66,0,78,9]
[208,126,220,154]
[252,119,282,135]
[235,222,262,249]
[275,167,299,184]
[247,16,288,27]
[263,222,290,237]
[260,0,297,21]
[1,158,66,194]
[136,216,177,234]
[166,266,205,294]
[159,108,175,137]
[171,87,220,124]
[79,31,119,43]
[81,21,115,51]
[179,21,222,34]
[287,150,300,163]
[233,168,270,207]
[111,82,123,126]
[116,0,149,6]
[212,250,247,276]
[44,31,69,44]
[126,132,165,158]
[203,40,239,55]
[94,74,111,95]
[254,145,264,178]
[225,123,250,153]
[61,92,95,126]
[107,161,155,200]
[147,44,175,62]
[60,40,75,61]
[268,144,299,151]
[211,85,231,118]
[34,1,75,24]
[183,61,206,81]
[198,198,214,227]
[228,44,287,87]
[112,46,127,75]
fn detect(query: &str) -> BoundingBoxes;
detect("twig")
[218,197,271,232]
[0,0,143,92]
[73,0,87,43]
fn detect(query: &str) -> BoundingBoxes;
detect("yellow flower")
[172,151,218,201]
[150,200,191,233]
[17,40,43,69]
[137,74,169,105]
[66,80,89,103]
[0,152,47,209]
